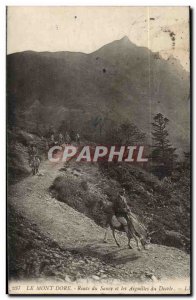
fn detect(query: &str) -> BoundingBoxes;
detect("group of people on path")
[48,131,80,148]
[27,130,81,175]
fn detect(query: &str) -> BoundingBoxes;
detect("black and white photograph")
[6,6,191,295]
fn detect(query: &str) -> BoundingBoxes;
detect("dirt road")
[8,159,190,283]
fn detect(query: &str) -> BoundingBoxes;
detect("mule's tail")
[127,212,148,240]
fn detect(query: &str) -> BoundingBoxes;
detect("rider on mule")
[113,188,131,234]
[102,188,150,250]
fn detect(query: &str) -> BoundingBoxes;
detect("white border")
[0,1,194,299]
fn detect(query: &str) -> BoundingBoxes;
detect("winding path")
[8,159,190,282]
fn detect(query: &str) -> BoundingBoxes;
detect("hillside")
[7,37,190,152]
[50,159,190,253]
[8,159,190,288]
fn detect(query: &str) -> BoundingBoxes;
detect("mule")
[101,200,150,251]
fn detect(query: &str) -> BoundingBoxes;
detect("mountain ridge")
[7,37,190,153]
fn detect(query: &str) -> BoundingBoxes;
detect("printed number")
[12,286,20,291]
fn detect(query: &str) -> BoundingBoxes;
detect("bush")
[99,161,190,252]
[50,175,106,226]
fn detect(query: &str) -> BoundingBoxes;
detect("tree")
[105,121,146,145]
[58,120,68,136]
[151,113,177,176]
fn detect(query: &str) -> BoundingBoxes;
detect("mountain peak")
[120,36,130,41]
[117,36,136,47]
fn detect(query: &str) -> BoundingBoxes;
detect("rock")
[112,279,119,284]
[78,260,85,264]
[151,275,158,282]
[38,172,44,176]
[150,268,155,272]
[145,271,153,277]
[78,278,88,284]
[139,274,146,281]
[49,240,59,248]
[57,278,65,282]
[76,272,82,279]
[91,275,100,281]
[91,258,97,262]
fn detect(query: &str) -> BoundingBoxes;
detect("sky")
[7,6,190,71]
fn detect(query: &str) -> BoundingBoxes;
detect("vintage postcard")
[7,6,191,295]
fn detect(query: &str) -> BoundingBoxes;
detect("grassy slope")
[51,161,190,252]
